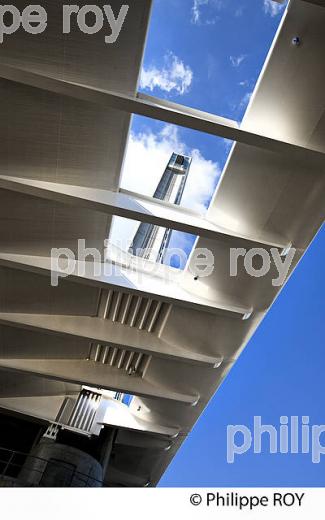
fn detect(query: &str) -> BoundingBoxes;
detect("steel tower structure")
[128,153,192,262]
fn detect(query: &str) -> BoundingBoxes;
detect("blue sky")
[114,0,288,264]
[160,227,324,486]
[121,0,325,486]
[136,0,287,161]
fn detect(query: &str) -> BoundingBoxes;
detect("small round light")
[292,36,301,46]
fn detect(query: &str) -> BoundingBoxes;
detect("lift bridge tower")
[129,153,192,262]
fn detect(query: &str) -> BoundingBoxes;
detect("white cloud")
[235,6,244,17]
[230,54,246,67]
[192,0,207,24]
[228,90,253,119]
[191,0,223,25]
[109,125,220,251]
[223,138,234,152]
[239,91,253,110]
[140,53,193,96]
[239,79,250,87]
[121,125,219,214]
[263,0,285,17]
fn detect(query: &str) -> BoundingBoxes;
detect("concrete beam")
[0,312,223,368]
[0,64,323,165]
[99,415,179,438]
[0,358,198,404]
[0,175,288,250]
[0,253,252,318]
